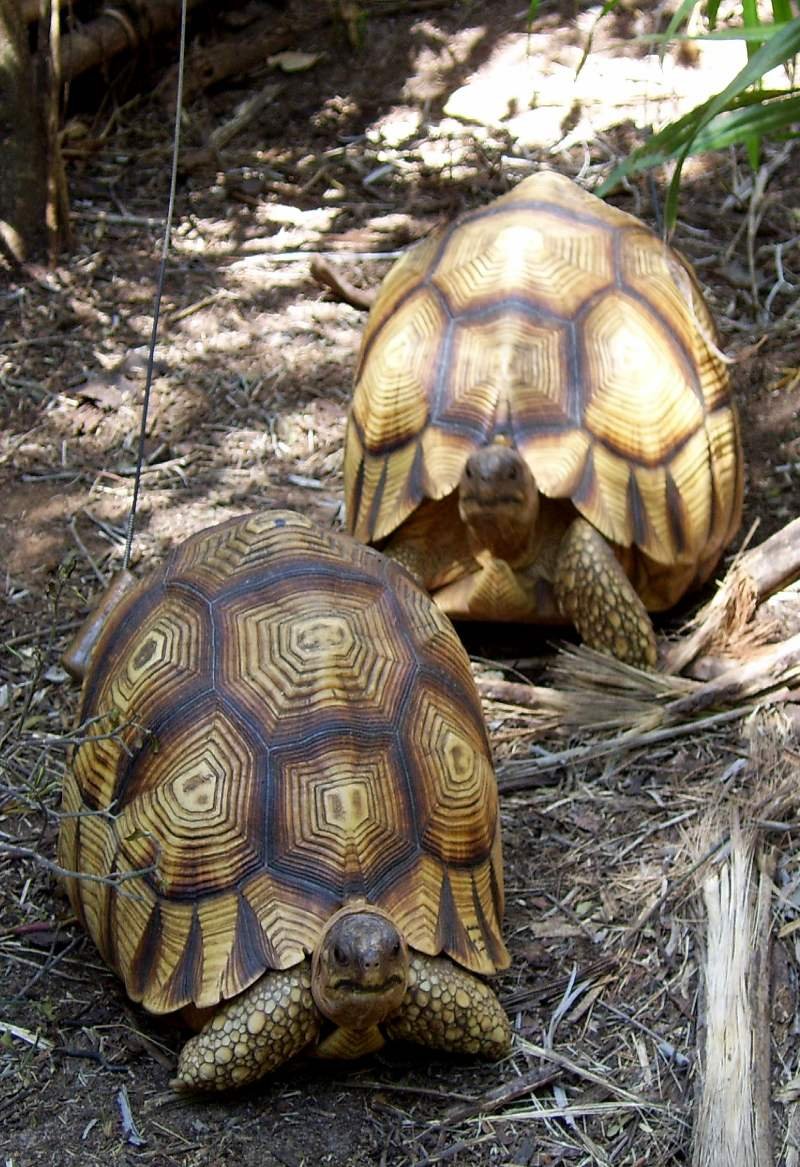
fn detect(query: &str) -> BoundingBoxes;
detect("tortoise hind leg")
[554,517,657,668]
[171,962,320,1092]
[384,954,511,1059]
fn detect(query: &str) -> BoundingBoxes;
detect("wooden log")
[691,822,774,1167]
[663,631,800,721]
[159,10,303,104]
[59,0,207,84]
[162,0,458,105]
[665,516,800,674]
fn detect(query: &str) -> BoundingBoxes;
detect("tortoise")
[344,171,744,668]
[58,509,511,1091]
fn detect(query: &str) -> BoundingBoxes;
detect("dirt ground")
[2,3,800,1165]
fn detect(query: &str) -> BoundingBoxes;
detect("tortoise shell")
[344,171,743,613]
[59,511,508,1015]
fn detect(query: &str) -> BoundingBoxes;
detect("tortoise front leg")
[554,517,657,668]
[171,962,320,1091]
[383,954,511,1059]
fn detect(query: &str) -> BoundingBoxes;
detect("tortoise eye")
[392,940,401,957]
[464,463,473,478]
[333,944,348,965]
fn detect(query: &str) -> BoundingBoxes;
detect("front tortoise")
[344,171,744,668]
[59,510,511,1091]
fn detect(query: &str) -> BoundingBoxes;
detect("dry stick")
[497,706,747,793]
[309,255,377,311]
[0,842,156,891]
[208,82,283,153]
[517,1039,659,1108]
[476,675,571,713]
[666,516,800,674]
[429,1064,560,1132]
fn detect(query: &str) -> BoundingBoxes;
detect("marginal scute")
[59,508,509,1020]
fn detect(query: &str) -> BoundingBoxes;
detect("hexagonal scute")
[166,510,367,595]
[433,208,614,318]
[352,287,445,454]
[439,311,571,437]
[402,681,497,865]
[581,290,704,468]
[218,578,415,740]
[268,732,418,898]
[115,696,268,899]
[91,591,211,737]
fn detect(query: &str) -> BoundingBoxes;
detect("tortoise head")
[458,444,539,560]
[311,904,409,1029]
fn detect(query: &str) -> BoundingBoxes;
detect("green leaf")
[598,85,800,196]
[687,94,800,151]
[663,19,800,228]
[576,0,621,76]
[662,0,701,45]
[633,23,796,44]
[742,0,763,57]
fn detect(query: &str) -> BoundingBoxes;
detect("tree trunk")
[0,0,48,263]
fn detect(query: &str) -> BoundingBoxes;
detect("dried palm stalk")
[692,819,774,1167]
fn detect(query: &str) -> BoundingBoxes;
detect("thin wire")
[122,0,189,571]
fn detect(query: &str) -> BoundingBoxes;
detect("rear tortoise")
[59,510,511,1091]
[344,171,744,667]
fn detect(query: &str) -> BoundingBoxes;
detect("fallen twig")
[309,255,376,310]
[497,706,750,793]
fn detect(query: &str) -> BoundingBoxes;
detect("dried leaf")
[268,51,321,73]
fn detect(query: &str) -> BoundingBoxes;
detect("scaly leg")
[555,518,657,668]
[384,954,511,1059]
[171,962,320,1092]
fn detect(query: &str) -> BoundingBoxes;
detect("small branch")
[431,1064,559,1131]
[0,841,155,889]
[208,82,282,152]
[517,1039,660,1108]
[0,1020,54,1050]
[497,707,749,793]
[309,255,376,311]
